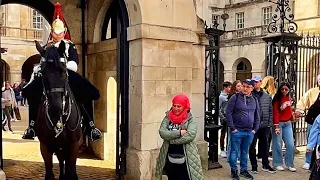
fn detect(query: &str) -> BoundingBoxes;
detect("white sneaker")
[220,151,227,158]
[237,160,240,164]
[303,163,310,170]
[257,158,262,162]
[275,166,284,171]
[287,167,296,172]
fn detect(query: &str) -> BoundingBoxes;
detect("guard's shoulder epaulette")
[62,39,74,45]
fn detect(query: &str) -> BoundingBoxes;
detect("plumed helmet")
[50,2,70,40]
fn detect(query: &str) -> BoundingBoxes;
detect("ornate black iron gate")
[263,0,320,147]
[204,23,224,169]
[294,33,320,147]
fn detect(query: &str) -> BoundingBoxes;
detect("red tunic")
[273,96,293,125]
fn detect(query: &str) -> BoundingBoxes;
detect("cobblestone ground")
[2,106,312,179]
[2,106,115,180]
[203,148,311,180]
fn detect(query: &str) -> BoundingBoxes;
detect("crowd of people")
[1,79,28,133]
[218,75,320,180]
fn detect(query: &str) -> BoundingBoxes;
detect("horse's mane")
[44,46,63,69]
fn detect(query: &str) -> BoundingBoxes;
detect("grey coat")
[253,90,273,128]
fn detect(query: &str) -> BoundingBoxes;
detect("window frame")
[32,9,43,29]
[262,6,272,26]
[235,12,244,29]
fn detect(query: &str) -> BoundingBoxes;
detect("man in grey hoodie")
[219,81,232,158]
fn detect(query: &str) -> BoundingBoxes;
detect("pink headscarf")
[168,94,191,124]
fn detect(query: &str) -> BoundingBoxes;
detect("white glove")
[66,61,78,72]
[33,64,41,73]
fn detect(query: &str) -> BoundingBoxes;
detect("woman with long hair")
[261,76,277,98]
[272,82,296,172]
[229,80,243,98]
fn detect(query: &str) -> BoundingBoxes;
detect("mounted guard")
[22,2,102,142]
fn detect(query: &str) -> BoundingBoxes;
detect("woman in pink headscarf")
[155,94,204,180]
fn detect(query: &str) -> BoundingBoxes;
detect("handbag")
[168,153,185,164]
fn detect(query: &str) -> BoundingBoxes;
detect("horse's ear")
[58,40,66,57]
[35,40,45,57]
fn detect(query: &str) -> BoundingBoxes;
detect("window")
[33,10,43,29]
[262,7,272,25]
[212,14,220,25]
[235,12,244,29]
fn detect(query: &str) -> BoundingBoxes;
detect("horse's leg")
[65,141,79,180]
[55,150,65,180]
[40,143,54,180]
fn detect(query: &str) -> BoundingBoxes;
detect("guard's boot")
[81,102,102,142]
[88,121,102,142]
[22,119,36,139]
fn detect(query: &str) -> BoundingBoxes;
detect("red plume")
[49,2,71,41]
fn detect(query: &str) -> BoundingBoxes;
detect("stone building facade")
[205,0,320,83]
[0,4,48,84]
[1,0,210,179]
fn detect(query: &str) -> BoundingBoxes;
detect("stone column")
[126,23,208,180]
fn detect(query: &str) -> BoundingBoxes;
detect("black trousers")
[249,127,271,168]
[220,120,228,151]
[310,146,317,171]
[165,161,190,180]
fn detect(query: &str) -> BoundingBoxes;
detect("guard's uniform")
[22,3,101,141]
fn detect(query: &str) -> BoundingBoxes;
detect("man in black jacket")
[249,76,276,174]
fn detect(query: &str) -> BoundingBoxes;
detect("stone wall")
[86,39,117,166]
[126,23,208,179]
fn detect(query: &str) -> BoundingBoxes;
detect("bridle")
[40,56,80,138]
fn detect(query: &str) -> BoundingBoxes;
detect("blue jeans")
[305,124,312,164]
[229,131,254,171]
[227,128,240,163]
[272,122,295,167]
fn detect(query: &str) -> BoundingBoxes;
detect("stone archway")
[233,57,252,81]
[1,59,10,83]
[21,54,41,82]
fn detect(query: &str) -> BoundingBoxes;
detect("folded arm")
[170,117,197,144]
[159,116,181,141]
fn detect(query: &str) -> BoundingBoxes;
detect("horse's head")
[35,40,68,114]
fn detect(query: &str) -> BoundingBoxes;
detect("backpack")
[310,159,320,180]
[305,93,320,125]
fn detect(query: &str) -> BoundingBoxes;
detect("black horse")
[35,40,82,180]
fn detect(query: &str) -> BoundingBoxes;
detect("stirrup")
[22,128,35,140]
[89,128,102,142]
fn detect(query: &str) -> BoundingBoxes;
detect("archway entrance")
[0,0,129,179]
[1,60,10,83]
[21,54,41,82]
[234,58,252,81]
[91,0,129,177]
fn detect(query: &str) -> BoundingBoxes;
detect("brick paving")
[2,106,312,179]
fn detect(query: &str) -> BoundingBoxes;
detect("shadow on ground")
[3,158,116,180]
